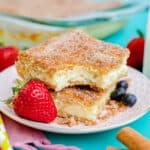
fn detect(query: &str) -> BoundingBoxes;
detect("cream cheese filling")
[53,64,127,91]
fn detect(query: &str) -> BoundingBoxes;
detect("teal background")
[44,10,149,150]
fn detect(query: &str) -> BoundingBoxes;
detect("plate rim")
[0,65,150,134]
[0,105,149,134]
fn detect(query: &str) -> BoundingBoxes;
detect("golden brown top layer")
[51,86,110,106]
[20,29,129,74]
[0,0,120,19]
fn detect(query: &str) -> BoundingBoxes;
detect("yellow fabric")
[0,114,12,150]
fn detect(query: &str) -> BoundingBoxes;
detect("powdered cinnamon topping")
[25,29,129,72]
[51,86,111,106]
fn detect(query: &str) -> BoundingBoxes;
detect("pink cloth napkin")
[2,115,79,150]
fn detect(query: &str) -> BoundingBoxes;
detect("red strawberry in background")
[13,79,57,123]
[127,30,145,71]
[0,46,19,72]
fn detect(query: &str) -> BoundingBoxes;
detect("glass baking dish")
[0,0,148,49]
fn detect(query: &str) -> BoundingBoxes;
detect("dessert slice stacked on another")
[16,29,130,124]
[51,86,115,124]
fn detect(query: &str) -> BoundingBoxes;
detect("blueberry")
[122,93,137,107]
[117,80,128,90]
[111,88,126,101]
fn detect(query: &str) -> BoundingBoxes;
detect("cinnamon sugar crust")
[51,86,113,106]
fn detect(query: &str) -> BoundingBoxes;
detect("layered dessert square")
[51,86,115,124]
[16,29,129,91]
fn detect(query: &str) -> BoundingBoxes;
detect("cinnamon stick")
[117,127,150,150]
[107,146,121,150]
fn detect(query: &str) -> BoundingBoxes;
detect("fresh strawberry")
[0,46,19,72]
[13,80,57,123]
[127,30,145,71]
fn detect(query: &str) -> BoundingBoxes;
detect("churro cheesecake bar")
[16,29,129,91]
[51,86,115,124]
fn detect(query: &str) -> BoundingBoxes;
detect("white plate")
[0,66,150,134]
